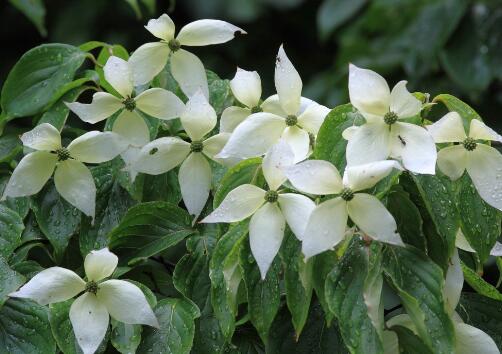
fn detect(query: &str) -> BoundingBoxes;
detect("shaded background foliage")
[2,0,502,130]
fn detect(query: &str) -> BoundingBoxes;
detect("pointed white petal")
[181,90,217,140]
[490,242,502,256]
[347,193,403,246]
[177,19,246,46]
[135,88,185,120]
[129,42,170,86]
[437,145,467,180]
[97,280,158,327]
[21,123,61,151]
[66,92,123,124]
[285,160,343,195]
[249,203,285,279]
[179,153,212,219]
[67,131,126,164]
[456,229,475,252]
[281,125,310,163]
[220,106,251,133]
[145,13,175,41]
[391,122,437,174]
[120,146,142,182]
[344,160,403,192]
[348,63,390,118]
[217,112,286,159]
[203,133,229,160]
[386,314,415,332]
[201,184,265,223]
[112,110,150,147]
[469,119,502,142]
[466,144,502,211]
[54,160,96,218]
[2,151,56,199]
[133,137,190,175]
[444,249,463,314]
[171,49,209,98]
[84,248,118,282]
[342,125,359,140]
[261,94,313,117]
[230,68,261,108]
[104,56,133,98]
[70,293,109,354]
[262,140,295,190]
[345,122,391,167]
[426,112,467,143]
[9,267,85,305]
[302,197,348,258]
[275,45,302,115]
[297,102,330,135]
[278,193,316,239]
[389,80,422,118]
[455,323,500,354]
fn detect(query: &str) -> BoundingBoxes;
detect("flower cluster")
[4,12,502,354]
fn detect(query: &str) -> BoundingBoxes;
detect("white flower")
[129,13,246,97]
[201,140,316,278]
[132,91,229,220]
[67,56,185,148]
[1,123,126,219]
[220,68,263,133]
[217,45,330,163]
[285,159,404,258]
[9,248,158,354]
[426,111,502,211]
[343,64,436,174]
[383,249,500,354]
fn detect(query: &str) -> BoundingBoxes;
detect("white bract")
[343,64,436,174]
[285,160,404,258]
[129,13,246,97]
[67,56,185,149]
[426,111,502,211]
[217,45,330,163]
[1,123,126,219]
[9,248,158,354]
[133,91,229,220]
[383,250,500,354]
[455,229,502,256]
[201,140,316,278]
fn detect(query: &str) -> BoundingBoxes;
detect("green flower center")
[55,148,71,162]
[383,111,398,125]
[251,106,262,114]
[340,188,354,201]
[168,39,181,52]
[463,137,477,151]
[123,97,136,111]
[264,190,279,203]
[285,115,298,127]
[190,141,204,153]
[85,281,98,295]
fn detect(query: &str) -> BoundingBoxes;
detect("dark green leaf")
[0,204,24,260]
[317,0,366,40]
[207,70,234,115]
[8,0,47,36]
[312,250,338,325]
[0,257,25,307]
[142,169,182,204]
[391,326,433,354]
[0,135,22,163]
[460,261,502,301]
[0,175,30,219]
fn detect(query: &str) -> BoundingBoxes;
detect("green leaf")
[401,173,459,271]
[8,0,47,36]
[0,134,23,163]
[0,256,25,307]
[213,157,264,208]
[455,174,501,263]
[317,0,366,40]
[0,204,24,260]
[142,170,182,204]
[383,245,455,354]
[279,230,313,337]
[0,175,30,219]
[326,239,383,354]
[108,201,195,265]
[207,70,234,115]
[312,250,338,325]
[390,326,433,354]
[314,103,365,170]
[137,298,200,354]
[460,261,502,301]
[457,293,502,349]
[111,320,142,354]
[1,44,86,119]
[0,298,56,353]
[32,183,80,260]
[433,94,482,129]
[239,241,281,344]
[209,221,248,339]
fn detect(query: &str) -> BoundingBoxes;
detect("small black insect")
[398,135,406,146]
